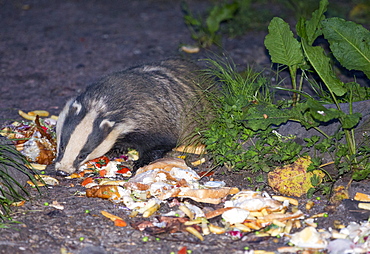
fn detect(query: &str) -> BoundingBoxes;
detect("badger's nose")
[56,170,70,177]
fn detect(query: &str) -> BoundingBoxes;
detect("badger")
[54,59,208,176]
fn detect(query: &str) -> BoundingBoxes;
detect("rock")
[276,100,370,163]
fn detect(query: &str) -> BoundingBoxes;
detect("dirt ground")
[1,0,370,253]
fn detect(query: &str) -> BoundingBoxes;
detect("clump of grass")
[0,138,39,220]
[197,58,300,171]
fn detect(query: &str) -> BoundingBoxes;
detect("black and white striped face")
[54,98,131,175]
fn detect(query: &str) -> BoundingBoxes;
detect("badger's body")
[55,59,207,175]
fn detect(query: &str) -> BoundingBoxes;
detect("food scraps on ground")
[180,45,200,54]
[268,156,325,197]
[355,192,370,202]
[101,210,127,227]
[79,156,370,252]
[27,175,59,187]
[0,112,57,165]
[49,201,64,210]
[3,110,370,253]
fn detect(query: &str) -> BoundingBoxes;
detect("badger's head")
[54,98,130,176]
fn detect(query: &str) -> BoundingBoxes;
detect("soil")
[1,1,370,253]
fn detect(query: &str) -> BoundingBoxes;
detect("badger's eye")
[58,144,65,152]
[77,153,87,161]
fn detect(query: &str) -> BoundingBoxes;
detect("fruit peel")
[268,156,325,197]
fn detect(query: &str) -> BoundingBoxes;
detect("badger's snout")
[54,161,77,176]
[55,169,71,177]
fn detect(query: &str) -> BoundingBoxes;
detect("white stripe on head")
[56,99,75,155]
[56,109,98,174]
[92,98,107,113]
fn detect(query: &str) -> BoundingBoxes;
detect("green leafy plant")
[0,141,40,220]
[182,2,238,47]
[183,0,369,48]
[226,0,273,36]
[264,0,370,180]
[182,0,274,47]
[279,0,324,20]
[200,59,303,171]
[199,0,370,192]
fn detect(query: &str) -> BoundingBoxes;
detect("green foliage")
[206,2,238,35]
[321,17,370,78]
[183,0,370,48]
[311,81,370,104]
[0,142,39,220]
[302,41,347,97]
[201,59,302,171]
[226,0,273,36]
[298,0,327,45]
[242,103,291,131]
[200,0,370,193]
[182,2,238,47]
[264,0,370,180]
[265,17,305,105]
[265,17,304,67]
[183,0,274,47]
[353,137,370,180]
[279,0,323,21]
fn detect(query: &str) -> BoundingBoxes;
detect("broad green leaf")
[206,3,238,34]
[304,0,328,44]
[242,104,291,131]
[289,99,341,128]
[296,17,306,40]
[322,17,370,79]
[306,99,342,122]
[341,112,362,129]
[264,17,304,66]
[301,39,347,96]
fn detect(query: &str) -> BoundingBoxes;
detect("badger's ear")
[99,119,115,134]
[70,100,82,115]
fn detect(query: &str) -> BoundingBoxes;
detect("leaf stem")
[289,118,330,139]
[289,65,298,106]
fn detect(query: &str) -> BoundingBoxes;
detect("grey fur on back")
[55,59,208,174]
